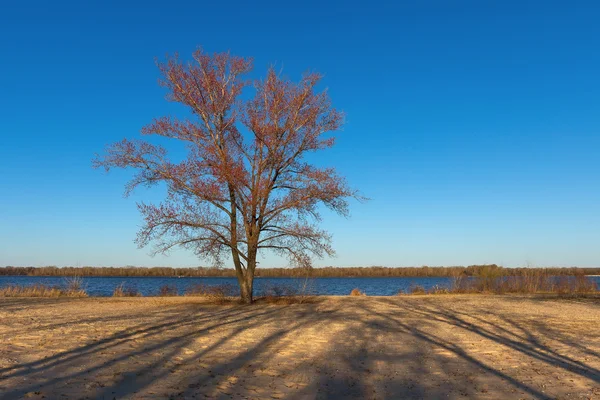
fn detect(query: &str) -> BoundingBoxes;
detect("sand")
[0,295,599,399]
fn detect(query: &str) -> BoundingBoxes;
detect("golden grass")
[0,284,87,298]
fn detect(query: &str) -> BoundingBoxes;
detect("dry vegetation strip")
[0,296,599,399]
[0,281,87,298]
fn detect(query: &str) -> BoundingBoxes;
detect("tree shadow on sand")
[1,297,599,399]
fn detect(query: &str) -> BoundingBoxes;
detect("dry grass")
[0,284,87,298]
[450,273,598,295]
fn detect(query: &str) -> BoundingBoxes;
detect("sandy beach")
[0,295,599,399]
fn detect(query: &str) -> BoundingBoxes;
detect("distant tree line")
[1,265,598,278]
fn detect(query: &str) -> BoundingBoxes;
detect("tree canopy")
[94,49,359,302]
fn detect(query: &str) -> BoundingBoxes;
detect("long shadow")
[0,298,79,313]
[408,299,600,363]
[461,306,600,363]
[93,305,339,399]
[500,294,600,307]
[0,305,289,399]
[382,298,600,384]
[2,302,200,337]
[0,304,253,377]
[103,302,341,399]
[0,301,339,399]
[525,317,600,360]
[290,300,480,399]
[342,299,552,399]
[172,310,336,399]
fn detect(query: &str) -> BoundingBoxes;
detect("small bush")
[113,283,142,297]
[263,282,298,297]
[350,288,365,296]
[256,279,317,304]
[158,284,178,296]
[64,276,83,291]
[63,276,88,297]
[292,277,317,303]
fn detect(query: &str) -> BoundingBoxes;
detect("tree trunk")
[237,249,257,304]
[239,273,254,304]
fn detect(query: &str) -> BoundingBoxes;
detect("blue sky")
[1,0,599,268]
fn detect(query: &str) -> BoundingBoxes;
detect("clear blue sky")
[1,1,599,268]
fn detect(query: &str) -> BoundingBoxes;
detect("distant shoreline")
[2,265,600,278]
[2,274,600,278]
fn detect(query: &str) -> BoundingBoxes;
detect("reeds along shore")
[0,277,88,298]
[1,264,600,278]
[401,273,598,295]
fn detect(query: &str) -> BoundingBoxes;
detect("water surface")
[1,276,598,296]
[0,276,455,296]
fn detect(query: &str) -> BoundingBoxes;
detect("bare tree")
[94,49,359,303]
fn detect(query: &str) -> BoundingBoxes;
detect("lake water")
[1,276,598,296]
[0,276,460,296]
